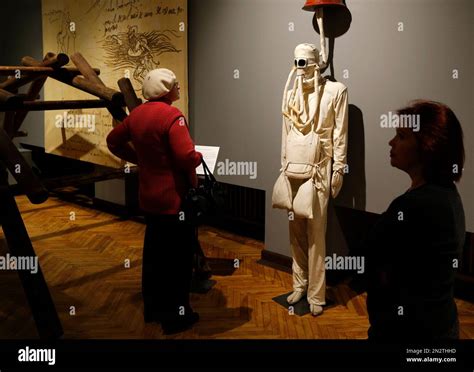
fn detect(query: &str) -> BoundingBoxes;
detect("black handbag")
[183,158,225,224]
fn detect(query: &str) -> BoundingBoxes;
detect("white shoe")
[287,291,305,305]
[310,304,323,316]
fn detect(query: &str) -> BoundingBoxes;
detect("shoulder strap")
[201,158,217,184]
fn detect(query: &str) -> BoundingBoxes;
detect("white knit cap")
[142,68,177,100]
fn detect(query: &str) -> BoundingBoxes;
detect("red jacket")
[106,98,202,215]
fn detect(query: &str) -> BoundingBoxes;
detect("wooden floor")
[0,195,473,339]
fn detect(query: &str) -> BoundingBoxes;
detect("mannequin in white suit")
[273,43,348,316]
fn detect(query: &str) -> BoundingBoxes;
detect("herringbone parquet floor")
[0,195,473,339]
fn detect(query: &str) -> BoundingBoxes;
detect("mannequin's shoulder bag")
[272,125,321,219]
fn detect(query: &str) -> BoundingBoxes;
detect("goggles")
[294,58,317,68]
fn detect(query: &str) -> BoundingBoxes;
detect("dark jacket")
[366,183,465,340]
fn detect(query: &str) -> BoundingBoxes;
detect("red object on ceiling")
[303,0,352,37]
[303,0,348,11]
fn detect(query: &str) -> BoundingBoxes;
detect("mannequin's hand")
[331,171,344,199]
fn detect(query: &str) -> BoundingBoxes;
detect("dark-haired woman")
[366,100,466,340]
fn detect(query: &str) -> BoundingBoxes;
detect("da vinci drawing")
[41,0,188,167]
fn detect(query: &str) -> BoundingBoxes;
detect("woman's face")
[168,82,180,102]
[389,128,421,172]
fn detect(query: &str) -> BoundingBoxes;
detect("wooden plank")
[118,78,142,112]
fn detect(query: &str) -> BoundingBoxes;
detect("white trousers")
[288,160,332,306]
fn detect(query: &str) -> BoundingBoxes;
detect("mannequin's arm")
[332,87,349,172]
[280,117,290,171]
[331,88,349,197]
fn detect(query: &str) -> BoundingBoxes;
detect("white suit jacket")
[281,79,349,174]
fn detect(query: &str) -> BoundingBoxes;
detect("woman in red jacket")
[107,68,202,334]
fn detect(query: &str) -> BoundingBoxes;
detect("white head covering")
[295,43,319,68]
[142,68,177,100]
[282,43,324,131]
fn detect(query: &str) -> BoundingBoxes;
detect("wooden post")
[0,165,63,340]
[118,78,142,112]
[0,127,48,205]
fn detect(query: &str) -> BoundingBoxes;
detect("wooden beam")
[12,79,48,135]
[71,52,128,121]
[20,55,127,121]
[72,76,124,106]
[14,130,28,138]
[0,66,101,76]
[21,53,69,68]
[0,88,23,105]
[0,127,48,204]
[22,57,116,102]
[118,78,142,112]
[1,110,16,138]
[0,69,101,92]
[0,167,63,340]
[0,75,42,92]
[0,53,70,92]
[70,52,103,86]
[9,53,68,136]
[0,66,61,75]
[0,99,110,112]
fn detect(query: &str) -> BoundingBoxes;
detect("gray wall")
[189,0,474,256]
[1,0,473,256]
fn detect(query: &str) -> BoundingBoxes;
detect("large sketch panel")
[42,0,188,167]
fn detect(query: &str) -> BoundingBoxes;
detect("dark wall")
[0,0,45,148]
